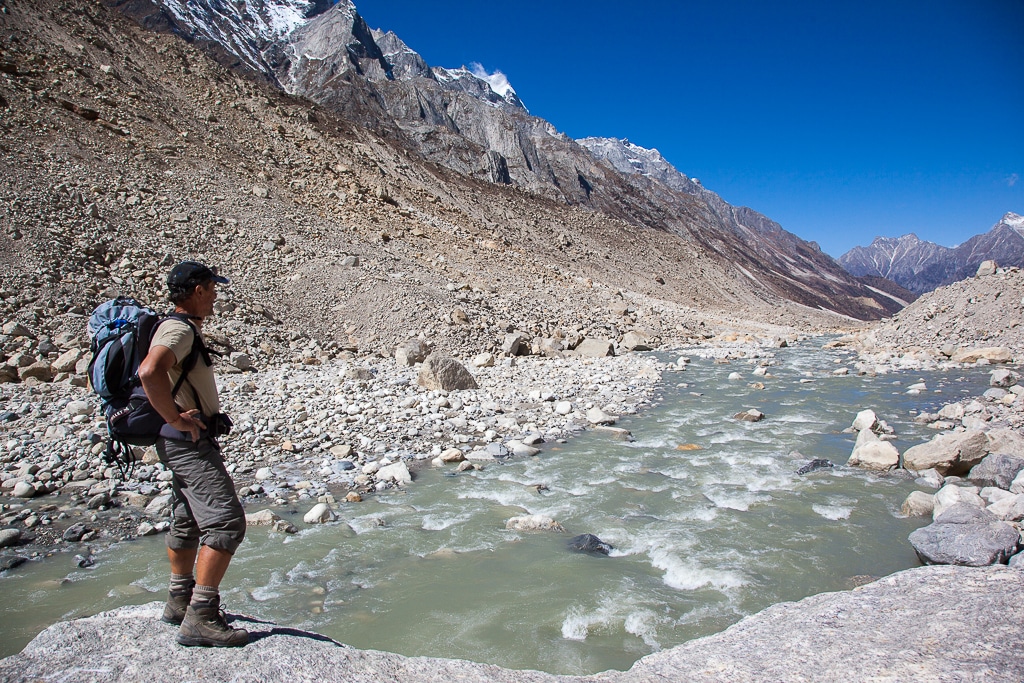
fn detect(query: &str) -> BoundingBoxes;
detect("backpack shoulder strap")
[155,314,208,398]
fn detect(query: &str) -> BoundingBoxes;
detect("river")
[0,341,994,674]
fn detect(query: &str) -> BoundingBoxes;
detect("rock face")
[2,565,1022,682]
[908,504,1021,566]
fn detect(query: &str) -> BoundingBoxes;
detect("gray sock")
[190,584,219,608]
[169,573,195,597]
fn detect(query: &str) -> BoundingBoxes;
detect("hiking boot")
[175,599,249,647]
[160,590,192,626]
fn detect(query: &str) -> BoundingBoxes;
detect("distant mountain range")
[838,213,1024,294]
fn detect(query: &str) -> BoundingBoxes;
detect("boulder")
[937,403,965,421]
[908,503,1020,566]
[620,330,653,352]
[0,528,21,548]
[734,409,765,423]
[796,459,834,475]
[990,368,1020,388]
[976,260,998,277]
[987,494,1024,522]
[505,515,565,533]
[903,430,989,475]
[2,566,1024,682]
[416,354,479,391]
[472,352,495,367]
[501,332,531,357]
[376,461,412,485]
[847,429,899,471]
[851,409,878,432]
[395,339,430,366]
[568,533,612,555]
[901,491,935,517]
[303,503,335,524]
[52,348,84,373]
[988,428,1024,457]
[968,454,1024,490]
[18,362,53,382]
[586,407,617,425]
[534,337,565,359]
[932,484,986,519]
[245,509,282,526]
[575,338,614,358]
[12,481,36,498]
[951,347,1012,364]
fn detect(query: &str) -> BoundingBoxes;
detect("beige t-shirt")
[149,318,220,416]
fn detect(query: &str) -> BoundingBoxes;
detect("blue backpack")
[87,297,204,476]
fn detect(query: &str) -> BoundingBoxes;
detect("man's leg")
[195,545,232,588]
[162,547,197,625]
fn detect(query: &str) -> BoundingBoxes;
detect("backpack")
[87,297,206,477]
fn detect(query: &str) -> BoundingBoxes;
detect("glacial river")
[0,342,995,674]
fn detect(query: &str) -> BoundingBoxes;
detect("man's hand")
[169,408,207,442]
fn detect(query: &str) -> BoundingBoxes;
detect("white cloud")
[469,62,514,99]
[1008,173,1019,187]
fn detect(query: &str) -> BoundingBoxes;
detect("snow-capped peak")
[1002,212,1024,230]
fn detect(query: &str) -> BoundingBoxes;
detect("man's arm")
[138,345,206,441]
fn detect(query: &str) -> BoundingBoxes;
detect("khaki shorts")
[156,436,246,554]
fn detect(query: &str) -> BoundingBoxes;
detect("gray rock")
[734,409,764,423]
[620,330,653,352]
[501,332,531,357]
[376,461,412,485]
[969,454,1024,490]
[18,362,53,382]
[0,529,21,548]
[62,523,87,542]
[990,368,1019,388]
[795,459,833,475]
[568,533,612,555]
[903,429,989,475]
[395,339,430,366]
[303,503,335,524]
[2,566,1022,682]
[976,259,998,276]
[505,515,565,532]
[416,354,479,391]
[12,481,35,498]
[901,491,934,517]
[851,409,878,432]
[909,503,1021,566]
[847,429,899,471]
[575,338,614,358]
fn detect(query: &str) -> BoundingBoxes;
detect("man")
[138,260,248,647]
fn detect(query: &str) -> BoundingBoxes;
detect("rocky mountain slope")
[839,212,1024,294]
[96,0,903,324]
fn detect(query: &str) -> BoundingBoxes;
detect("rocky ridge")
[839,212,1024,294]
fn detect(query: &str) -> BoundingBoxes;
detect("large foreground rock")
[1,566,1023,682]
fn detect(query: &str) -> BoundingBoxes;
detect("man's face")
[192,280,217,318]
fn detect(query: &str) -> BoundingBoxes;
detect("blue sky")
[351,0,1024,257]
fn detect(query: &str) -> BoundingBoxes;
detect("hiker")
[138,261,248,648]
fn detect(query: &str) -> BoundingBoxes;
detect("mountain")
[839,213,1024,294]
[0,0,911,365]
[99,0,913,319]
